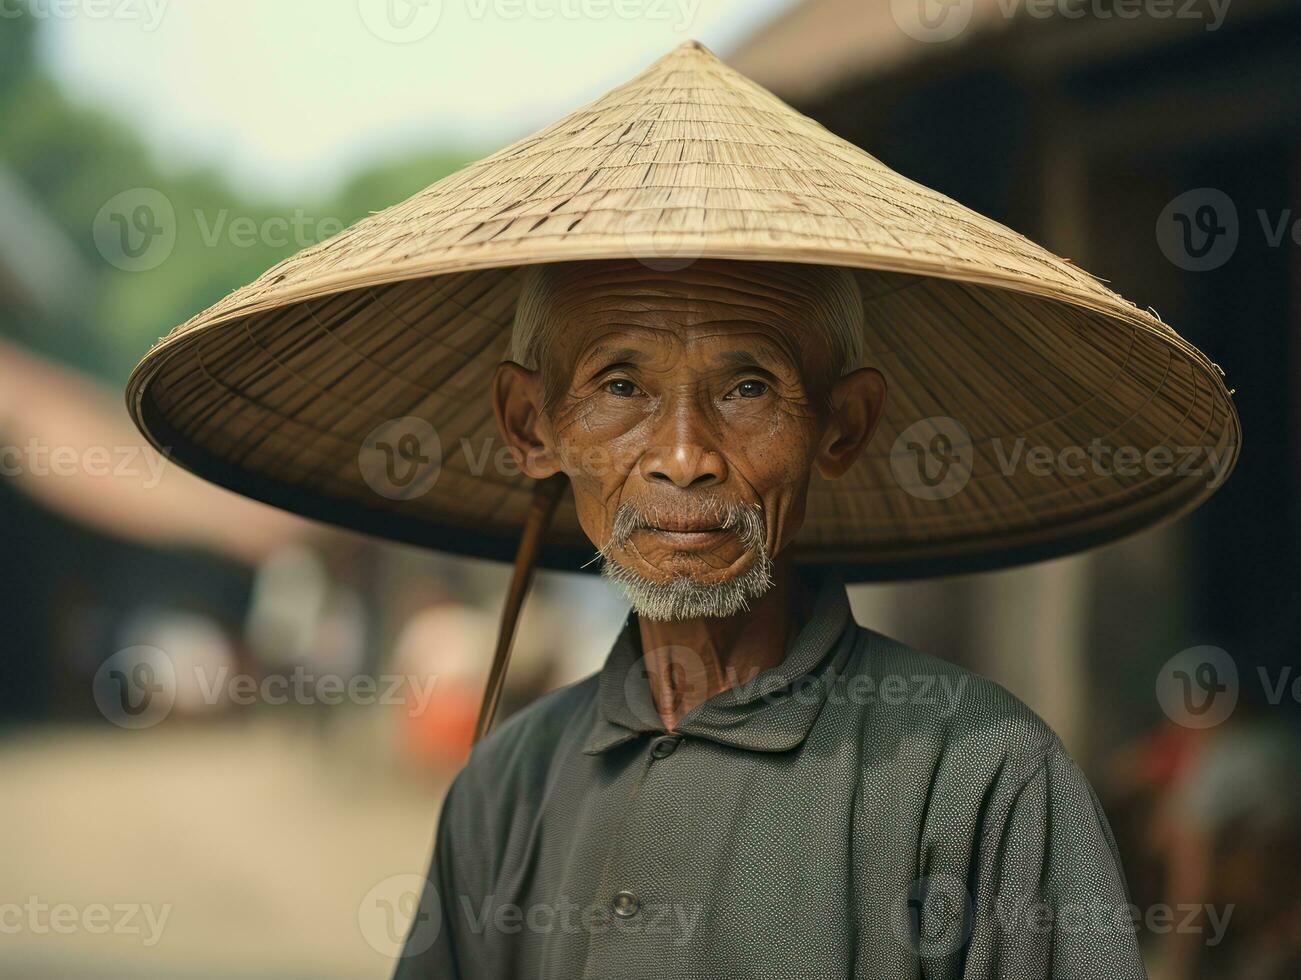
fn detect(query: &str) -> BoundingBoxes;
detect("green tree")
[0,1,480,382]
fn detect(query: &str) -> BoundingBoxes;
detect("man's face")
[494,260,885,607]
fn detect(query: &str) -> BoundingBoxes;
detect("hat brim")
[125,41,1239,580]
[127,250,1238,581]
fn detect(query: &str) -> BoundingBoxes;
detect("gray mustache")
[606,500,767,552]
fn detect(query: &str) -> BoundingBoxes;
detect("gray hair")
[508,261,866,383]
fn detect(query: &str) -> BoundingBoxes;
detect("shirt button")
[612,890,640,918]
[649,734,681,759]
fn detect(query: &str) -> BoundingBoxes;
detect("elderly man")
[128,40,1238,980]
[384,256,1147,978]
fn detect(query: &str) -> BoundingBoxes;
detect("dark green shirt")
[395,574,1145,979]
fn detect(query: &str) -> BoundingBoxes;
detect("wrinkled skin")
[493,259,886,727]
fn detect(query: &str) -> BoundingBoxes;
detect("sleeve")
[959,742,1147,980]
[391,776,468,980]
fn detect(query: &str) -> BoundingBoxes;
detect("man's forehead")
[527,259,849,389]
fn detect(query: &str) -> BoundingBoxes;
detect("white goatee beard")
[597,501,775,622]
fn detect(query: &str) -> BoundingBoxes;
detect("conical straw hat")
[126,40,1239,580]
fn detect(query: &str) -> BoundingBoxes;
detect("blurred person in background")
[1106,715,1301,980]
[1158,720,1301,980]
[390,572,567,773]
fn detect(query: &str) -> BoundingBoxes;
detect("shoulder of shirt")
[843,620,1068,783]
[448,672,601,798]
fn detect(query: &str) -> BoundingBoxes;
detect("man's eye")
[730,379,769,399]
[605,378,640,397]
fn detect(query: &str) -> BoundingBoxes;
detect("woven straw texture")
[126,40,1239,580]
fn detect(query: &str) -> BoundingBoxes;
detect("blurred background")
[1,0,1298,977]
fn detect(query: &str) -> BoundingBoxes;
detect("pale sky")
[39,0,791,198]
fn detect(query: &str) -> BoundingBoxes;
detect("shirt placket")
[581,731,693,979]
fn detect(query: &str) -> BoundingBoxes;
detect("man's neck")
[637,555,810,730]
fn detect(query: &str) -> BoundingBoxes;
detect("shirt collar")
[582,572,855,755]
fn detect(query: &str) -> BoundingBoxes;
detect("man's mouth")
[605,500,766,561]
[633,520,733,550]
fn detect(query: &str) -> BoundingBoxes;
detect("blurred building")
[0,164,307,723]
[733,0,1301,757]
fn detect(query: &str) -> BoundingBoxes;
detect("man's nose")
[638,405,728,489]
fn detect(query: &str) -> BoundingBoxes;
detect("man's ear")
[492,361,562,479]
[815,367,887,480]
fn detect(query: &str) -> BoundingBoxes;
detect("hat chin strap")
[473,473,570,745]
